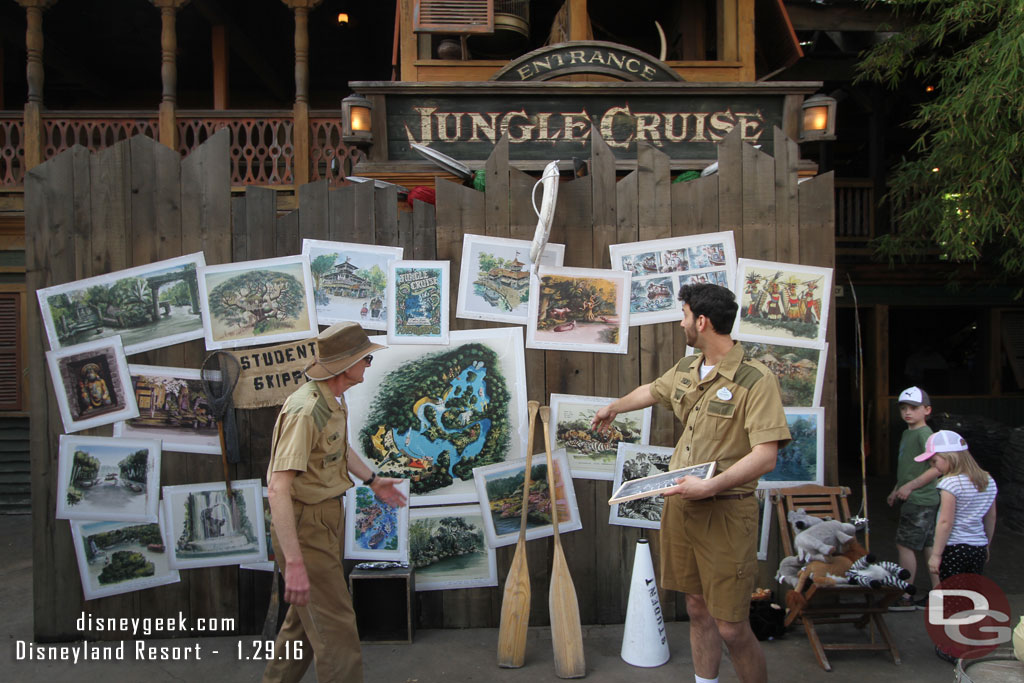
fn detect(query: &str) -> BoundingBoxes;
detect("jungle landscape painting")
[550,394,650,479]
[409,506,496,591]
[457,235,564,323]
[304,240,401,330]
[115,366,219,454]
[760,408,824,488]
[528,268,630,353]
[57,435,159,522]
[72,520,179,600]
[38,253,206,355]
[741,341,825,408]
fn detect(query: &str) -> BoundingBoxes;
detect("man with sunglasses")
[263,322,406,683]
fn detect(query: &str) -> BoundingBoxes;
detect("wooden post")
[212,24,229,110]
[150,0,188,151]
[284,0,322,187]
[17,0,56,171]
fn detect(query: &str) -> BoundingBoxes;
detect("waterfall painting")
[161,479,267,569]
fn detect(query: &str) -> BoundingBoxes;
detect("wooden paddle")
[497,399,539,668]
[539,406,586,678]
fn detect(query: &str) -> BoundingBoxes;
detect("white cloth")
[699,362,715,380]
[937,473,997,546]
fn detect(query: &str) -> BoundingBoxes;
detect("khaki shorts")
[659,494,758,622]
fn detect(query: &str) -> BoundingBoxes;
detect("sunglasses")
[364,355,373,365]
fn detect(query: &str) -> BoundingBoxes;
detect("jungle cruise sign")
[351,81,819,163]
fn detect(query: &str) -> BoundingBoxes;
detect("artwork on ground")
[56,434,161,523]
[198,256,317,350]
[302,239,403,330]
[344,479,410,562]
[609,232,736,326]
[36,252,207,356]
[757,491,772,561]
[456,234,565,324]
[387,260,450,345]
[161,479,267,569]
[526,267,631,354]
[758,407,825,489]
[739,339,827,408]
[71,520,180,600]
[548,393,651,480]
[46,336,139,433]
[472,448,581,548]
[733,259,833,348]
[608,443,674,529]
[113,365,220,454]
[347,327,528,506]
[408,505,497,591]
[240,488,274,572]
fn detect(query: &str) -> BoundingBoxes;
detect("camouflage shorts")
[895,502,938,551]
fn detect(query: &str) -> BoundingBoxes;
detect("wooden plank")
[741,142,777,260]
[717,128,744,255]
[328,184,359,244]
[435,178,483,322]
[231,195,249,263]
[412,199,437,260]
[298,178,330,242]
[375,185,400,248]
[353,177,377,244]
[773,128,800,263]
[181,128,231,265]
[484,134,510,237]
[89,140,131,275]
[397,207,414,257]
[615,171,642,405]
[276,210,299,258]
[244,186,278,261]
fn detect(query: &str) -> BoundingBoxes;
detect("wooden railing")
[0,110,365,187]
[834,178,876,241]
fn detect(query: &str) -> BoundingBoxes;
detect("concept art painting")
[387,260,450,345]
[734,259,832,348]
[302,239,402,330]
[526,266,630,354]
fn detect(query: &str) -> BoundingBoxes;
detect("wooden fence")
[28,126,835,639]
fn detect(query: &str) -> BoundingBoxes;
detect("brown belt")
[711,491,755,501]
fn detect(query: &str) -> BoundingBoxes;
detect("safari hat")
[897,386,930,407]
[303,322,385,381]
[914,429,968,462]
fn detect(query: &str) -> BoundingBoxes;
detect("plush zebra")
[846,555,915,594]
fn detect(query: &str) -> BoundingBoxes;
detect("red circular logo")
[924,574,1012,659]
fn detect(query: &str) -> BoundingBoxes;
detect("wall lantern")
[799,94,837,142]
[342,93,373,146]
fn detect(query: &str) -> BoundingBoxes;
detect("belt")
[710,491,755,501]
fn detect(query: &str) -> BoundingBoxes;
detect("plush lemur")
[786,508,831,534]
[846,555,916,594]
[792,520,857,563]
[775,555,803,588]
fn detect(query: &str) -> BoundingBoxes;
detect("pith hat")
[915,430,968,462]
[303,322,385,381]
[897,386,930,407]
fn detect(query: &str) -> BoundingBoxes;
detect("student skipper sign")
[227,338,317,409]
[350,80,818,163]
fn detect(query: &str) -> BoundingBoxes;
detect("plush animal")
[775,555,803,588]
[846,555,916,594]
[792,520,857,563]
[785,539,870,612]
[787,508,830,534]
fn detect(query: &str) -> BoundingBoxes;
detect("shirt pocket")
[321,431,344,466]
[706,399,736,439]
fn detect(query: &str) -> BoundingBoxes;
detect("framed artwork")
[56,434,161,523]
[733,259,833,348]
[70,520,180,600]
[240,488,274,572]
[608,461,716,504]
[347,327,528,506]
[739,339,827,408]
[548,393,652,480]
[386,260,450,345]
[526,266,631,354]
[472,448,582,549]
[46,336,139,433]
[302,239,403,330]
[198,255,317,350]
[608,444,674,529]
[758,407,825,489]
[456,234,565,324]
[112,365,220,454]
[757,491,773,561]
[161,479,267,569]
[408,505,497,591]
[608,232,736,326]
[344,479,410,562]
[36,252,206,356]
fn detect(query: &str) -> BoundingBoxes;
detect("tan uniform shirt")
[267,380,353,504]
[649,341,791,495]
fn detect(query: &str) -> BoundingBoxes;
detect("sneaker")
[889,596,916,611]
[914,594,929,610]
[935,646,958,664]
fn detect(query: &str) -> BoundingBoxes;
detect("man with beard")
[592,283,790,683]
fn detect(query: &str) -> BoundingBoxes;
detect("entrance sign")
[492,41,684,83]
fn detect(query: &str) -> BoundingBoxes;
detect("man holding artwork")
[263,322,406,683]
[593,283,790,683]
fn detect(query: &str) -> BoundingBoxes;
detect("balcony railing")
[0,111,365,187]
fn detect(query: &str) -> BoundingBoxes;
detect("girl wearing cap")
[918,430,998,581]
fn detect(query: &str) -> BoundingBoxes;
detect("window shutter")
[414,0,494,34]
[0,293,21,411]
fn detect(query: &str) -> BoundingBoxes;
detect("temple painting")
[113,365,220,454]
[303,239,402,330]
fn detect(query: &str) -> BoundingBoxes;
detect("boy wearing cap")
[263,322,406,683]
[885,386,939,610]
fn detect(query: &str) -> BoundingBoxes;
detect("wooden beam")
[212,24,229,110]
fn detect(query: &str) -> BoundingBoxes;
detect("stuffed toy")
[786,508,830,537]
[775,555,803,588]
[785,538,870,612]
[846,555,916,594]
[792,520,857,563]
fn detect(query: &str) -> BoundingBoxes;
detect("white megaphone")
[621,539,670,667]
[529,160,559,276]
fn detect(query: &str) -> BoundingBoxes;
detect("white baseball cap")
[898,386,931,407]
[915,429,968,462]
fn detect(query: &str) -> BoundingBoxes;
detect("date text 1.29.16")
[238,639,303,660]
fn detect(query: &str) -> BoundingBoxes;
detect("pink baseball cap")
[915,429,968,462]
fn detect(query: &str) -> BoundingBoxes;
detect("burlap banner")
[228,338,318,409]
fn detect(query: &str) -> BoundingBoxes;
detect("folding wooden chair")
[771,485,903,672]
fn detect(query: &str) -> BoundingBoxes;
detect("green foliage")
[356,264,388,295]
[118,449,149,483]
[856,0,1024,280]
[310,253,337,286]
[98,550,155,584]
[160,280,192,306]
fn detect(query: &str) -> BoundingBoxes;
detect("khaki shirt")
[649,341,791,495]
[267,380,353,505]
